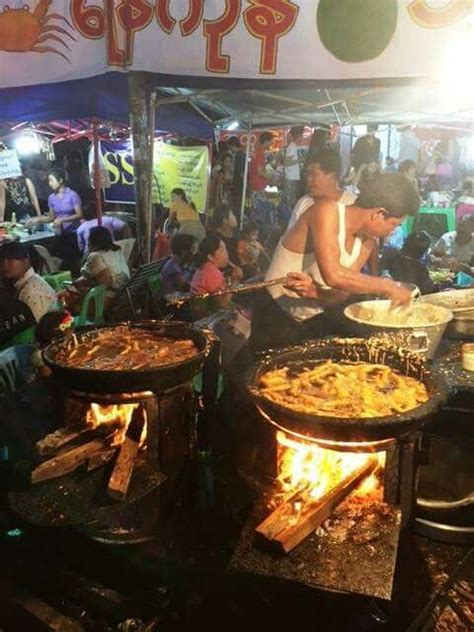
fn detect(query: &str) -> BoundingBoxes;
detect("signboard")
[153,144,209,213]
[99,140,134,203]
[0,150,22,181]
[99,140,209,210]
[0,2,471,89]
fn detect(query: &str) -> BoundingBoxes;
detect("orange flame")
[86,403,147,447]
[276,431,385,502]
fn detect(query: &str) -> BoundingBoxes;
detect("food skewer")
[165,276,288,307]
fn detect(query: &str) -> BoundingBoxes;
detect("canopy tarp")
[0,73,214,138]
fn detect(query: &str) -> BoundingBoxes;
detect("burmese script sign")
[0,1,471,88]
[0,150,22,181]
[153,144,209,212]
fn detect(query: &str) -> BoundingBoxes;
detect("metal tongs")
[165,276,288,307]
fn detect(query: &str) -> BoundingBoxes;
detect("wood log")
[87,447,117,472]
[107,405,145,501]
[255,458,378,555]
[36,427,88,456]
[37,420,123,458]
[31,439,108,484]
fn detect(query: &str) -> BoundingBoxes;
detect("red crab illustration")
[0,0,75,62]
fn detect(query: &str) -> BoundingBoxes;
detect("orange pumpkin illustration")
[0,0,75,61]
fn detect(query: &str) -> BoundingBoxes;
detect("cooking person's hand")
[386,281,413,306]
[53,218,62,228]
[25,217,35,227]
[285,272,318,298]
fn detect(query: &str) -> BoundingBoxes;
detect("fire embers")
[275,431,385,504]
[254,431,392,555]
[86,403,147,447]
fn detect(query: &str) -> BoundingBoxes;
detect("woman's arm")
[28,208,54,225]
[26,177,41,217]
[53,200,83,227]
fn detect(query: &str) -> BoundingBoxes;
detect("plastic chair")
[0,345,32,395]
[147,273,170,319]
[0,327,36,352]
[33,244,62,274]
[43,270,72,291]
[75,285,106,327]
[115,238,136,265]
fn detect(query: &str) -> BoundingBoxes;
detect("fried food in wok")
[258,361,428,418]
[55,326,199,371]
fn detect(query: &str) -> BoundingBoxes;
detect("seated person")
[456,180,474,221]
[212,205,239,265]
[77,203,130,254]
[0,242,56,322]
[62,226,130,312]
[160,233,197,295]
[169,188,205,243]
[191,233,238,313]
[0,288,36,346]
[237,222,270,279]
[385,231,435,295]
[429,215,474,276]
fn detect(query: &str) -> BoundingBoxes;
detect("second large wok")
[43,321,212,394]
[246,337,448,443]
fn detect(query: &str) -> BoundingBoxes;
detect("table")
[0,226,56,250]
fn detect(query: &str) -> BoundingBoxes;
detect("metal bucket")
[344,300,453,359]
[421,289,474,338]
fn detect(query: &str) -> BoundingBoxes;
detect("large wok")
[246,337,449,444]
[43,321,213,394]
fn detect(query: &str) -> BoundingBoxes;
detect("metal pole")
[128,72,152,264]
[240,114,253,231]
[92,118,103,227]
[147,91,157,263]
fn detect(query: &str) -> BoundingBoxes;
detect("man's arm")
[307,202,411,303]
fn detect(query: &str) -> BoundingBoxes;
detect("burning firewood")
[36,427,89,457]
[31,438,111,484]
[36,420,123,458]
[107,405,145,501]
[255,457,378,555]
[87,447,118,472]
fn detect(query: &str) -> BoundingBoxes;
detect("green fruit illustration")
[317,0,398,63]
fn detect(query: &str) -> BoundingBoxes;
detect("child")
[160,233,197,295]
[386,231,435,295]
[237,222,269,279]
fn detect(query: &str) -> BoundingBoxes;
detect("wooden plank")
[87,447,117,472]
[31,439,108,484]
[12,593,84,632]
[255,458,378,555]
[107,405,145,501]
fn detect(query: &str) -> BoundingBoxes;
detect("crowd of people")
[1,125,473,379]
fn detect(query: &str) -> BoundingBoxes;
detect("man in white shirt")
[0,242,56,322]
[430,215,474,275]
[289,148,356,228]
[284,126,304,209]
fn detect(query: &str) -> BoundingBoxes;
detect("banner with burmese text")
[153,144,209,212]
[0,2,471,89]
